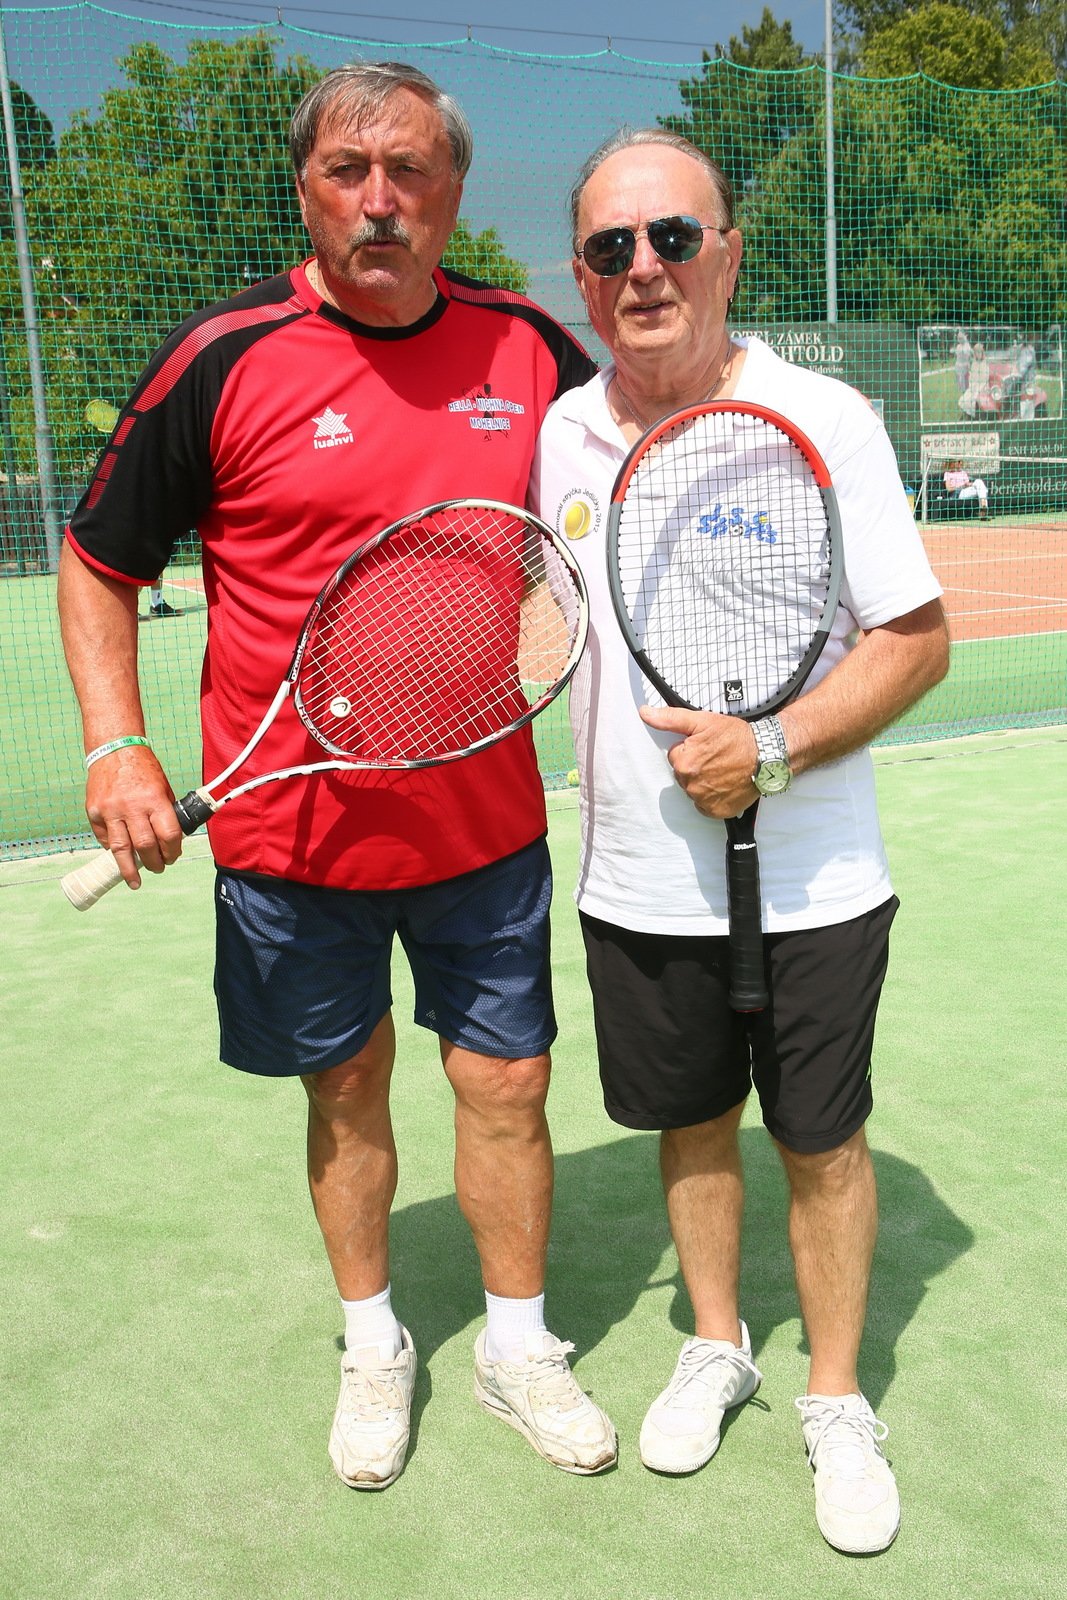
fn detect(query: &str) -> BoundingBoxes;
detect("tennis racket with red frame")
[62,499,588,911]
[607,401,842,1012]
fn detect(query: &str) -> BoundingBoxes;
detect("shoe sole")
[639,1439,722,1475]
[473,1372,616,1475]
[814,1514,901,1556]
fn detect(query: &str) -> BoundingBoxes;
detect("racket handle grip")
[174,789,215,833]
[60,790,214,912]
[60,848,133,911]
[725,829,768,1014]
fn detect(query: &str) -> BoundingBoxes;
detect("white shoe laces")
[665,1339,762,1408]
[520,1339,586,1411]
[796,1395,889,1476]
[339,1362,407,1423]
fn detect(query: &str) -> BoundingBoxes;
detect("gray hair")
[569,127,735,253]
[289,61,474,181]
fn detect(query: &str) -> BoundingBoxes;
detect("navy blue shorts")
[214,838,556,1077]
[580,897,899,1153]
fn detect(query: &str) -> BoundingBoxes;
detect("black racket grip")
[174,789,215,834]
[725,811,768,1013]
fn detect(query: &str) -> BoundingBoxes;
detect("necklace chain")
[613,342,735,433]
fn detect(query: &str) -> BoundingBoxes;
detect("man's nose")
[628,234,663,282]
[362,165,396,216]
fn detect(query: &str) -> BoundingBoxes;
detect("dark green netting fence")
[1,4,1064,856]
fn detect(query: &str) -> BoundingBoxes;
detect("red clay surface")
[920,522,1067,641]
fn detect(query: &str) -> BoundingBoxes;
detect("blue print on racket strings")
[698,504,779,543]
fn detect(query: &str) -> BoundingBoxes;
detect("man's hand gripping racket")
[62,499,588,910]
[607,402,842,1012]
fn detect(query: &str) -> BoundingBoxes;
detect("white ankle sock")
[484,1291,547,1364]
[341,1284,403,1363]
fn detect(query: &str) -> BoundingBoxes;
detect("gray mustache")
[351,218,411,249]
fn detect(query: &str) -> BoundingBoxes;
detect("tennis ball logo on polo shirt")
[557,488,601,540]
[564,501,591,539]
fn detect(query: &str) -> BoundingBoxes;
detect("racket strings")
[295,506,583,762]
[616,412,833,715]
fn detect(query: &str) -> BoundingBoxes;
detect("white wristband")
[85,736,151,769]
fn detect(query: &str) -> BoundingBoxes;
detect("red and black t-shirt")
[66,263,595,889]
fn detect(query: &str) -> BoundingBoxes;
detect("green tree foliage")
[443,221,528,292]
[663,51,818,217]
[0,80,55,241]
[860,2,1056,85]
[658,47,1066,330]
[719,7,814,70]
[0,35,529,475]
[840,0,1065,79]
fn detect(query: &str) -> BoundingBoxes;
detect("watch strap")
[752,715,789,767]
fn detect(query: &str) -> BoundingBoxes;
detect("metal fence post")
[0,9,63,571]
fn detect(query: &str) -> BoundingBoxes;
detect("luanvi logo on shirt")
[311,406,354,449]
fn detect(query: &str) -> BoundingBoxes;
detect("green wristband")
[85,736,151,769]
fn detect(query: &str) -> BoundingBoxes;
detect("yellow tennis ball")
[567,769,580,787]
[85,398,120,433]
[563,501,590,540]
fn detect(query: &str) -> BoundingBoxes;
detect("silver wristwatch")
[751,715,792,796]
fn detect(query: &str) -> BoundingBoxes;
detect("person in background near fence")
[942,457,989,517]
[531,127,949,1555]
[953,327,971,395]
[58,60,616,1492]
[1004,335,1038,416]
[147,574,177,618]
[959,340,990,418]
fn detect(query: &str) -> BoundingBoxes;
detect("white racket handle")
[60,849,133,911]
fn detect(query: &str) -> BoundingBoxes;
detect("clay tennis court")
[920,518,1067,642]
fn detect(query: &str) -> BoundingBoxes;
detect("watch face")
[755,759,791,795]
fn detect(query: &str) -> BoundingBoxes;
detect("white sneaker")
[796,1393,901,1554]
[328,1327,416,1490]
[639,1321,762,1473]
[473,1331,617,1474]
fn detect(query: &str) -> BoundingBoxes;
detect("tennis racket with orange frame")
[607,401,842,1012]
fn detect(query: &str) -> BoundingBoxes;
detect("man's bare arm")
[639,599,950,818]
[778,598,950,773]
[58,543,184,886]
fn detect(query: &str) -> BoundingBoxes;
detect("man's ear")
[724,228,744,302]
[572,255,588,306]
[448,177,465,235]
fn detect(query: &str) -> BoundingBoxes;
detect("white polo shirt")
[530,336,943,935]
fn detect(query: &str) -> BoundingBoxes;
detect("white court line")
[951,627,1067,644]
[945,586,1067,603]
[931,550,1067,567]
[947,604,1067,619]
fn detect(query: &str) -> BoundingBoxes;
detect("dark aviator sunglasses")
[579,215,725,278]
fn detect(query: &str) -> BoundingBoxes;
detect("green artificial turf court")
[2,568,1066,858]
[2,730,1065,1600]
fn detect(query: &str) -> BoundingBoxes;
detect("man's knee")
[302,1025,396,1117]
[776,1125,872,1195]
[445,1047,552,1123]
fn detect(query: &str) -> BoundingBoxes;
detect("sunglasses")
[579,215,724,277]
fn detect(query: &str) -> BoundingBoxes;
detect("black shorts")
[579,897,899,1153]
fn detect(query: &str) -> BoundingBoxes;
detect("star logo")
[311,405,353,450]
